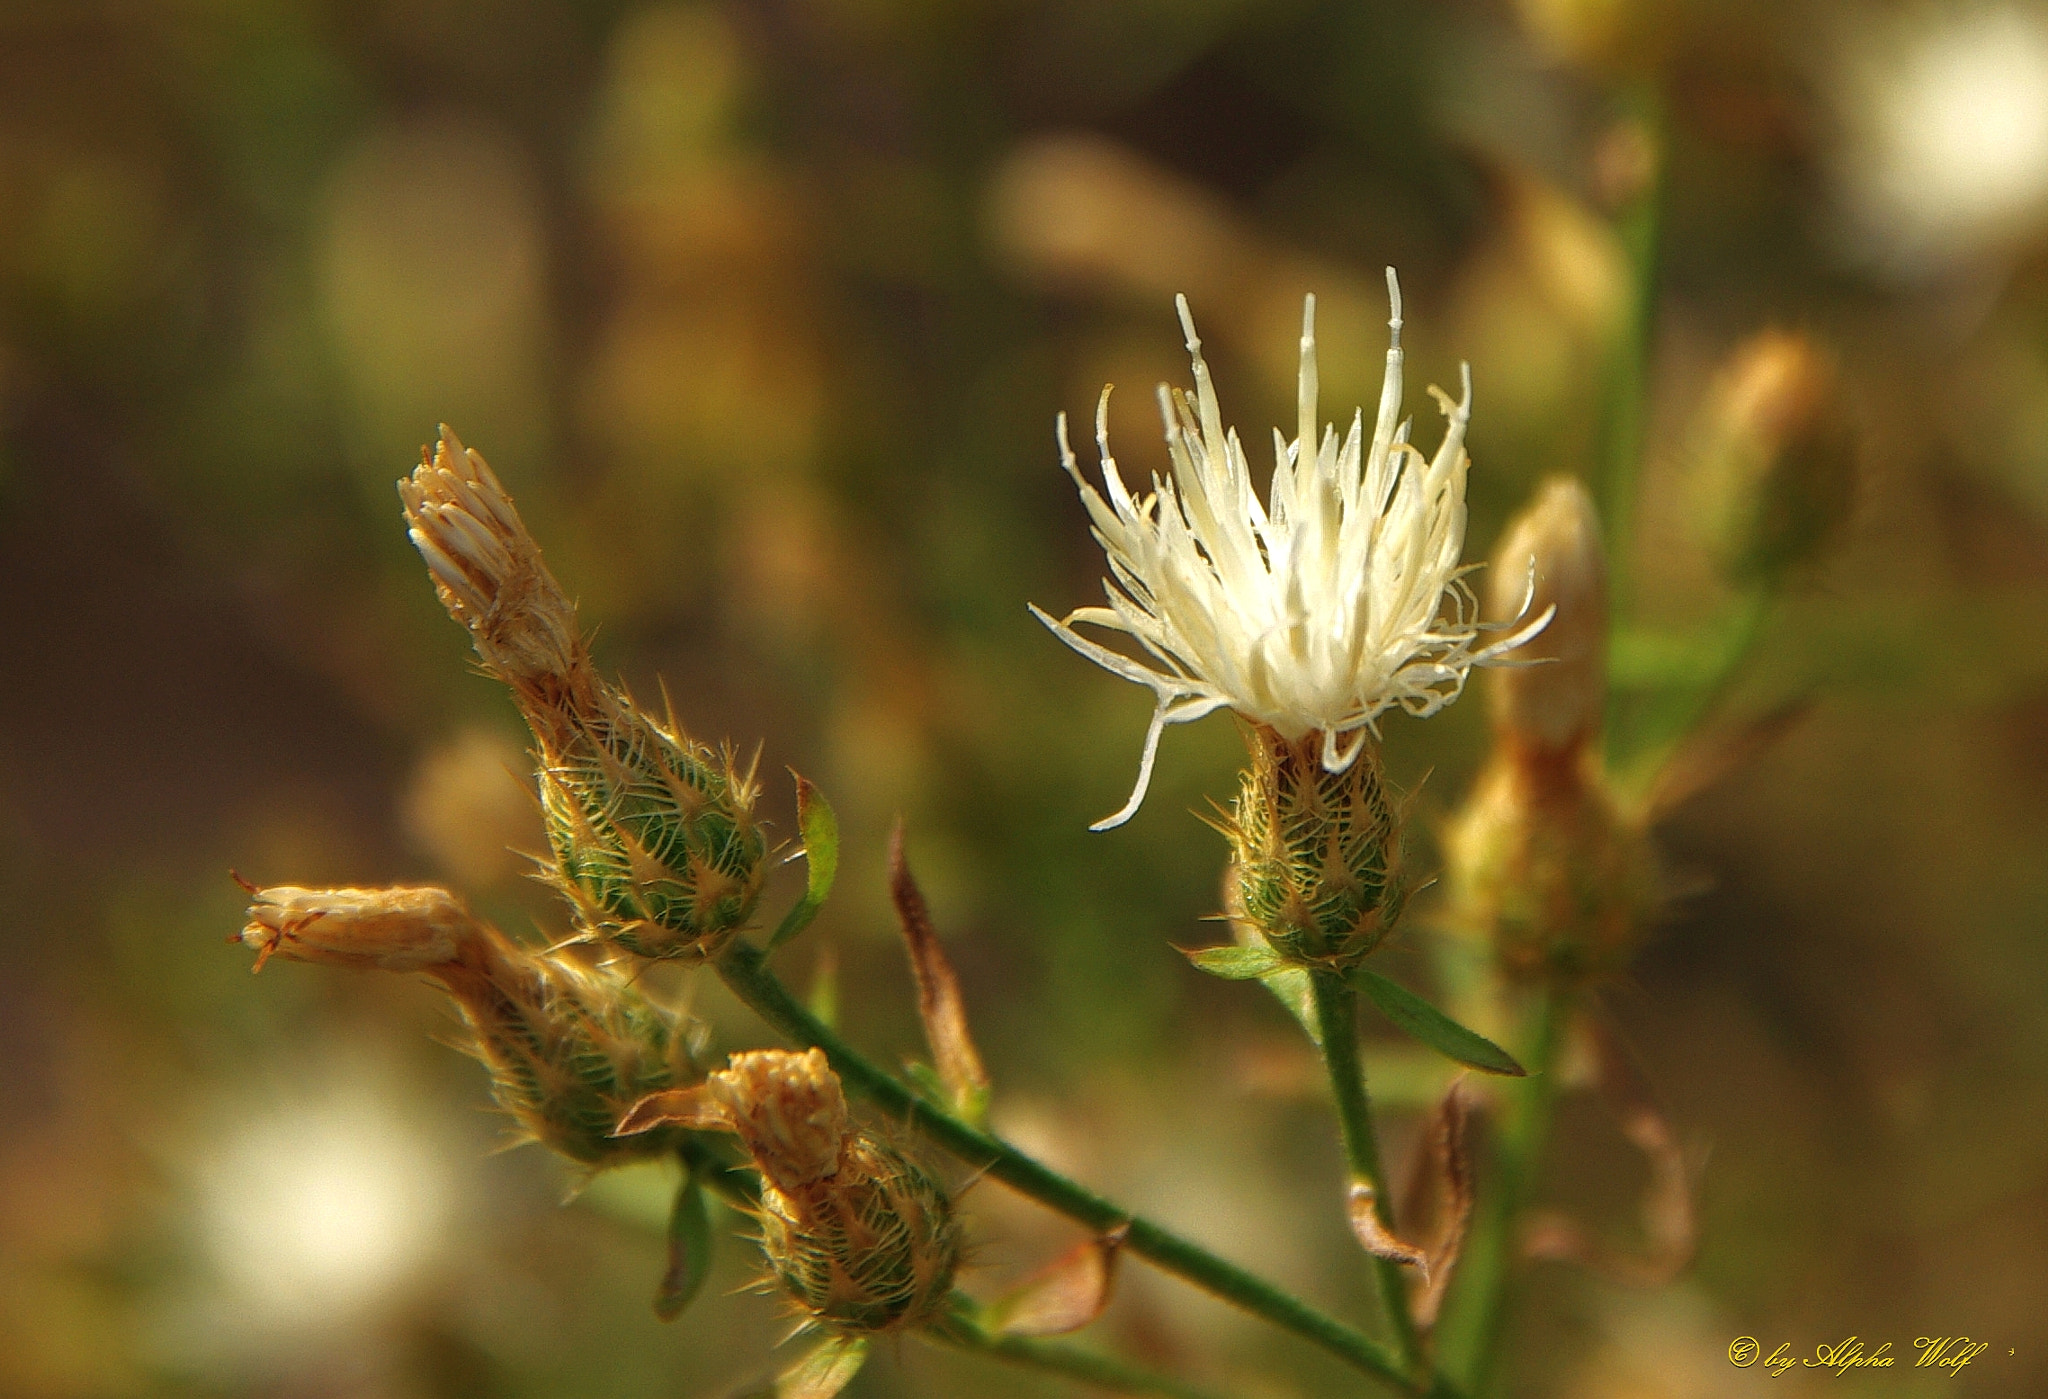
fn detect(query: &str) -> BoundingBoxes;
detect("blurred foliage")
[4,0,2048,1396]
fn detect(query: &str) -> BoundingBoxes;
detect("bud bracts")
[537,698,765,961]
[1442,753,1657,983]
[1225,725,1406,970]
[624,1049,960,1333]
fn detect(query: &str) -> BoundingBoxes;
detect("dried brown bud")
[1486,478,1608,759]
[238,883,474,974]
[401,430,765,961]
[620,1048,961,1333]
[1690,330,1857,587]
[399,426,592,716]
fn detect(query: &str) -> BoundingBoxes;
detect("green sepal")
[1356,970,1526,1077]
[769,776,839,951]
[1259,966,1321,1046]
[653,1170,713,1320]
[1179,944,1286,980]
[776,1334,870,1399]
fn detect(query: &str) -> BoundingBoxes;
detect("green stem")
[1615,586,1773,791]
[1310,969,1426,1376]
[1435,989,1571,1396]
[1597,78,1668,621]
[926,1308,1230,1399]
[714,938,1443,1397]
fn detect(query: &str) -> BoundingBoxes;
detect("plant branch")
[1310,968,1426,1374]
[1435,989,1572,1395]
[714,938,1448,1397]
[926,1307,1231,1399]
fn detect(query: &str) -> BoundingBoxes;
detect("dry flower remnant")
[1032,270,1551,830]
[618,1049,961,1336]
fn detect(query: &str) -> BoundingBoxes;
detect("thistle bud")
[623,1049,960,1333]
[1225,725,1405,971]
[239,882,697,1168]
[1486,477,1608,759]
[1689,330,1857,588]
[401,427,765,960]
[1441,755,1658,983]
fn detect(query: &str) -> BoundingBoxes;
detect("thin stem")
[1310,969,1426,1375]
[1614,586,1773,790]
[926,1308,1230,1399]
[1435,989,1571,1396]
[714,938,1444,1397]
[1597,79,1668,622]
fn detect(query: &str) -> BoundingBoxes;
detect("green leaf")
[777,1335,869,1399]
[769,776,839,950]
[1180,944,1286,980]
[1356,970,1526,1077]
[653,1172,712,1320]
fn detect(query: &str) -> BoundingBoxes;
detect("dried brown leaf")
[1520,1013,1696,1285]
[1400,1077,1477,1330]
[1346,1178,1431,1280]
[613,1086,724,1137]
[990,1224,1129,1337]
[890,820,991,1120]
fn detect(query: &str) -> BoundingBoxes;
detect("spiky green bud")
[399,428,765,960]
[538,693,766,961]
[239,881,699,1168]
[1225,724,1406,971]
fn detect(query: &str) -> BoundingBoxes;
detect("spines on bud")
[400,428,766,960]
[1225,725,1405,971]
[238,880,697,1168]
[1689,330,1857,588]
[621,1048,961,1334]
[537,697,766,961]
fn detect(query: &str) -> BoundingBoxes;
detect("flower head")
[1033,270,1549,829]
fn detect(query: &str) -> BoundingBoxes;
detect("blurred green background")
[4,0,2048,1395]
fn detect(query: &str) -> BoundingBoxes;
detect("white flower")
[1033,270,1549,830]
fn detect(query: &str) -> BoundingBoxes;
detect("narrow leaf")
[770,775,840,950]
[891,820,991,1124]
[1179,944,1286,980]
[653,1173,712,1320]
[1399,1077,1476,1331]
[1346,1178,1430,1278]
[988,1225,1128,1338]
[613,1086,724,1137]
[777,1334,869,1399]
[1357,970,1525,1076]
